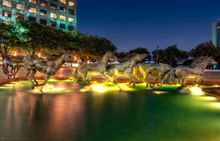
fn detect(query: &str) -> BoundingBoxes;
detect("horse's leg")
[126,72,135,87]
[194,75,203,86]
[82,72,89,85]
[28,69,37,89]
[23,64,31,79]
[72,68,78,83]
[2,64,8,78]
[145,72,150,88]
[3,64,10,79]
[85,72,91,83]
[12,66,17,80]
[99,72,109,83]
[13,65,21,79]
[40,74,50,93]
[177,75,187,90]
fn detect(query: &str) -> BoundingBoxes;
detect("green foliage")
[189,41,220,63]
[189,41,216,58]
[0,22,79,55]
[74,33,117,60]
[152,45,188,66]
[129,47,150,55]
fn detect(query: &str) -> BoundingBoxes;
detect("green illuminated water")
[0,81,220,141]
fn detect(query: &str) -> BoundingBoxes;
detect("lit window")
[60,15,66,20]
[40,9,47,16]
[50,3,57,10]
[60,7,66,12]
[60,0,66,4]
[69,1,75,7]
[40,0,47,7]
[29,0,36,4]
[68,17,74,23]
[2,0,12,7]
[16,13,24,21]
[50,13,57,18]
[29,6,37,13]
[2,10,11,18]
[16,4,25,10]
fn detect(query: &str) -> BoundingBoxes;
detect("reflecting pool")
[0,80,220,141]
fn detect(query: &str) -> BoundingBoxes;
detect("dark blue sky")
[77,0,220,52]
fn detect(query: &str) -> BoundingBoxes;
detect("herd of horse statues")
[0,51,217,93]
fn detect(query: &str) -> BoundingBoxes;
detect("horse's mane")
[191,56,210,67]
[46,54,63,61]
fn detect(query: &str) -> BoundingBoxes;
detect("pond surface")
[0,80,220,141]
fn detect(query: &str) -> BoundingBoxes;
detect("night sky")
[77,0,220,52]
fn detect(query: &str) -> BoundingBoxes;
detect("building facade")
[0,0,77,32]
[212,20,220,48]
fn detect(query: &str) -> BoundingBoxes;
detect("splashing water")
[189,86,205,96]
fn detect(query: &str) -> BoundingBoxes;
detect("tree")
[74,33,117,60]
[0,22,28,55]
[152,45,188,66]
[189,41,216,58]
[129,47,149,55]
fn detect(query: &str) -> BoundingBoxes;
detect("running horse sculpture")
[107,53,148,87]
[133,63,172,88]
[1,54,24,79]
[167,56,217,90]
[72,51,117,84]
[23,52,71,93]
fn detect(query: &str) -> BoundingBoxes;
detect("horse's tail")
[72,68,78,83]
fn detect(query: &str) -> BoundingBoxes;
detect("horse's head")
[106,52,117,62]
[192,56,217,68]
[207,57,218,65]
[134,54,148,62]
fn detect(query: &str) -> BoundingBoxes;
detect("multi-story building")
[212,20,220,48]
[0,0,77,32]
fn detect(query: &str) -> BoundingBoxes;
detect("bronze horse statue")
[1,54,24,79]
[133,63,172,87]
[107,53,148,86]
[165,56,217,90]
[72,52,117,84]
[23,52,71,92]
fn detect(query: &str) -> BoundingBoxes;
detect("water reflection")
[0,89,86,140]
[0,81,220,141]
